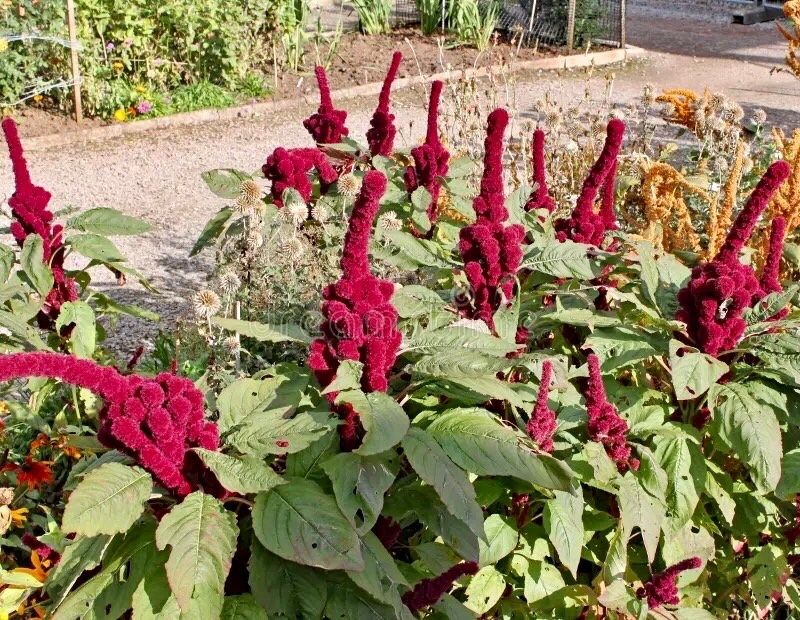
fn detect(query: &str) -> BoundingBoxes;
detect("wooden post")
[566,0,577,52]
[66,0,83,124]
[619,0,627,49]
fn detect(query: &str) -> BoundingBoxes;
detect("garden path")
[1,4,797,354]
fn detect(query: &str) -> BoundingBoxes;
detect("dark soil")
[11,28,604,139]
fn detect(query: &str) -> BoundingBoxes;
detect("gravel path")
[2,6,798,355]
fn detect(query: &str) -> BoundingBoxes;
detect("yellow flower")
[11,507,28,527]
[113,108,127,122]
[135,84,147,94]
[0,401,8,414]
[112,61,123,72]
[0,38,8,54]
[32,94,42,103]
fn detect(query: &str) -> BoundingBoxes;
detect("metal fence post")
[567,0,577,51]
[66,0,83,124]
[619,0,627,48]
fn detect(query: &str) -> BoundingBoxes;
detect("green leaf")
[427,409,573,491]
[68,208,151,236]
[336,390,409,456]
[585,327,666,371]
[221,595,267,620]
[217,375,308,433]
[392,285,446,318]
[202,169,253,199]
[524,561,565,604]
[0,242,15,283]
[67,233,126,263]
[521,241,595,279]
[55,301,96,358]
[155,492,238,613]
[345,532,409,613]
[192,449,287,495]
[544,489,584,578]
[411,186,433,231]
[403,326,518,357]
[213,316,311,344]
[248,540,328,618]
[669,340,728,400]
[321,360,363,395]
[617,471,665,563]
[20,234,53,296]
[403,427,484,539]
[381,229,452,268]
[493,292,520,344]
[62,463,152,536]
[464,566,504,615]
[324,576,398,619]
[253,478,363,570]
[478,514,518,566]
[190,207,234,256]
[744,286,798,326]
[709,382,782,493]
[322,452,399,534]
[603,525,628,583]
[777,449,800,499]
[44,535,113,608]
[655,435,706,530]
[748,544,788,613]
[413,350,513,379]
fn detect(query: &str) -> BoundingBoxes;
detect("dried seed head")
[218,270,241,296]
[234,194,259,216]
[642,83,656,106]
[751,108,767,125]
[279,236,306,259]
[240,179,262,203]
[338,173,361,200]
[193,289,222,318]
[223,335,241,355]
[311,204,329,223]
[709,93,726,113]
[0,488,13,506]
[287,201,308,225]
[378,211,402,231]
[545,109,562,128]
[246,230,264,250]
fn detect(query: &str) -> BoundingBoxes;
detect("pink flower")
[527,360,557,452]
[136,100,153,115]
[402,561,479,612]
[303,66,349,145]
[1,118,78,329]
[367,52,403,157]
[0,352,220,496]
[676,161,790,356]
[637,557,702,608]
[525,129,556,213]
[307,171,402,450]
[585,354,638,472]
[262,147,338,207]
[457,109,525,330]
[554,119,625,247]
[404,81,450,223]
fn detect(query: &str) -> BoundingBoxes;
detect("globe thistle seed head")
[240,179,262,203]
[545,109,562,128]
[311,204,329,223]
[751,108,767,125]
[193,289,222,318]
[280,236,306,259]
[234,194,259,216]
[378,211,402,231]
[338,173,361,200]
[223,335,240,355]
[246,230,264,251]
[709,93,726,113]
[218,270,241,296]
[287,201,308,225]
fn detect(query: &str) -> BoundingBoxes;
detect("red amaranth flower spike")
[307,171,402,450]
[761,216,787,295]
[525,129,556,213]
[637,557,702,609]
[457,109,526,330]
[0,352,220,496]
[303,66,349,145]
[2,118,78,329]
[585,354,638,472]
[404,81,450,223]
[402,561,479,613]
[554,119,625,247]
[262,147,339,207]
[527,360,557,452]
[676,161,790,356]
[367,51,403,157]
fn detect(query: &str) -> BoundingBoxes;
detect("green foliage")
[353,0,393,35]
[448,0,500,52]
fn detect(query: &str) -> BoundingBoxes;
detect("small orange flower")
[2,458,53,490]
[10,507,27,527]
[28,433,49,454]
[12,550,51,583]
[55,436,81,460]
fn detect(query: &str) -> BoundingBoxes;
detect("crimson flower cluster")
[761,216,787,296]
[458,109,525,330]
[554,119,625,247]
[303,66,349,145]
[0,352,219,496]
[525,129,557,213]
[401,561,479,613]
[2,118,78,328]
[307,171,402,449]
[404,80,450,223]
[262,147,339,207]
[676,161,790,356]
[585,354,638,472]
[526,360,557,452]
[367,52,403,157]
[637,557,702,609]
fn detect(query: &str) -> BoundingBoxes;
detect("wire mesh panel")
[391,0,625,47]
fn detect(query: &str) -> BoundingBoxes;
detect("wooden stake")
[567,0,577,52]
[620,0,627,49]
[66,0,83,124]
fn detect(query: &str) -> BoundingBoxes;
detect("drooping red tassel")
[303,66,350,145]
[367,52,403,157]
[524,129,556,213]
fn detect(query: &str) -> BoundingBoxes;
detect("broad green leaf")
[202,168,253,199]
[336,390,409,456]
[464,566,504,615]
[381,229,452,268]
[392,285,445,318]
[248,540,327,618]
[544,489,584,578]
[524,561,565,604]
[655,435,706,530]
[710,382,782,493]
[192,449,286,495]
[213,316,311,344]
[221,595,267,620]
[602,525,628,582]
[748,544,788,614]
[478,515,518,566]
[427,409,573,491]
[776,449,800,499]
[55,301,96,358]
[403,427,484,539]
[190,207,234,256]
[492,290,520,344]
[155,492,238,613]
[321,360,363,395]
[253,478,363,571]
[45,535,113,608]
[669,340,728,401]
[322,452,399,533]
[402,326,518,357]
[67,233,126,263]
[324,576,398,619]
[617,471,666,563]
[413,350,513,379]
[62,463,152,536]
[68,207,151,235]
[744,286,798,326]
[521,241,596,279]
[584,327,666,371]
[434,593,478,619]
[285,430,338,479]
[345,532,409,613]
[20,234,53,296]
[0,242,15,282]
[217,375,308,433]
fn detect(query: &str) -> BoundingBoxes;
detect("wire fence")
[392,0,626,48]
